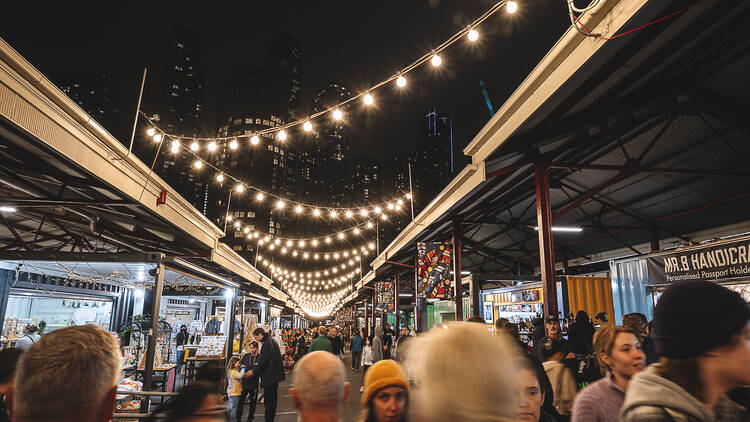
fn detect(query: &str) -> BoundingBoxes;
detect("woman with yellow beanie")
[359,359,410,422]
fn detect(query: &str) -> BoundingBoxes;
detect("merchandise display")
[195,335,226,358]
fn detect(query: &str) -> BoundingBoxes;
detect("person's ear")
[600,353,613,370]
[342,382,351,403]
[290,388,302,410]
[99,385,117,422]
[540,390,546,405]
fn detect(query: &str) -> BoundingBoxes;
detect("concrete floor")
[242,353,365,421]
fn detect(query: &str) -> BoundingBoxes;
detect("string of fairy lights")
[257,241,376,262]
[140,0,520,313]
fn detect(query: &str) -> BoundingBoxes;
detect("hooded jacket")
[620,364,745,422]
[371,326,384,363]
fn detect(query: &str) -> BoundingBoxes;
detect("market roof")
[347,0,750,307]
[0,38,297,312]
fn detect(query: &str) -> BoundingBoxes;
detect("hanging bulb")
[332,109,343,121]
[208,141,217,151]
[354,228,360,235]
[190,141,199,151]
[250,135,260,145]
[374,206,382,214]
[194,160,203,169]
[295,205,303,214]
[337,232,345,240]
[256,192,264,201]
[363,93,374,105]
[360,209,368,217]
[216,173,224,182]
[229,139,239,150]
[235,184,244,193]
[388,203,395,210]
[345,210,353,218]
[396,74,407,88]
[287,240,293,247]
[367,221,374,229]
[325,237,332,244]
[431,52,442,67]
[312,239,318,246]
[303,120,313,132]
[468,27,479,42]
[299,240,306,247]
[170,140,180,153]
[153,134,162,143]
[277,130,287,141]
[234,222,240,228]
[147,128,156,137]
[506,1,518,14]
[276,200,285,209]
[330,210,338,218]
[312,208,321,217]
[226,215,233,222]
[406,193,413,199]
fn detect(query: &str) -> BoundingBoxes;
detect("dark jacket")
[240,352,259,390]
[175,329,189,347]
[641,336,660,365]
[567,322,595,355]
[531,336,569,361]
[351,334,363,353]
[251,335,285,388]
[309,335,332,353]
[330,335,344,355]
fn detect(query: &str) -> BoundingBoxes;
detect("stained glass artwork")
[417,241,453,299]
[375,281,394,311]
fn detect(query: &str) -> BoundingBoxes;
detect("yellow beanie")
[362,360,410,405]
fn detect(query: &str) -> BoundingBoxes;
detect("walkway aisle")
[244,353,365,421]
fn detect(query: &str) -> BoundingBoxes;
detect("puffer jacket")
[620,364,745,422]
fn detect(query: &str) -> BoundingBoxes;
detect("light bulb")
[325,237,332,244]
[277,130,287,141]
[226,215,233,222]
[367,222,374,229]
[431,53,442,67]
[234,222,240,228]
[256,192,264,201]
[303,120,313,132]
[345,210,353,218]
[396,75,407,88]
[194,160,203,169]
[208,141,217,152]
[276,200,285,209]
[337,232,345,240]
[153,134,162,143]
[354,228,360,235]
[363,93,374,105]
[360,209,368,217]
[147,128,156,137]
[295,205,303,213]
[468,28,479,42]
[381,214,388,220]
[216,173,224,182]
[330,210,338,218]
[287,240,293,247]
[397,199,404,205]
[250,135,260,145]
[299,240,305,247]
[332,109,343,120]
[170,141,179,153]
[274,239,281,245]
[312,239,318,246]
[229,139,239,150]
[388,203,395,210]
[406,193,412,199]
[374,206,381,214]
[506,1,518,14]
[313,209,321,217]
[235,184,244,193]
[190,141,199,151]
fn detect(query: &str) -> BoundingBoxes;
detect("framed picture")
[483,303,493,323]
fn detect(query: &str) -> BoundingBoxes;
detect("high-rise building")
[155,26,207,214]
[351,158,383,203]
[57,73,120,139]
[310,82,353,206]
[409,108,455,211]
[267,33,302,120]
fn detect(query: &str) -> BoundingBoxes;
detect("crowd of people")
[0,279,748,422]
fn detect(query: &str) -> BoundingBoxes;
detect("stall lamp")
[0,206,17,212]
[533,226,583,232]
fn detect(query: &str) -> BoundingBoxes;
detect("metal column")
[371,293,377,330]
[141,256,164,413]
[452,223,464,321]
[394,274,400,332]
[364,299,369,336]
[535,162,559,317]
[225,289,236,366]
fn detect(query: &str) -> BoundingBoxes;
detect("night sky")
[1,0,569,161]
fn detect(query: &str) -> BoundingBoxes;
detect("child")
[540,338,577,419]
[226,356,246,421]
[360,337,374,393]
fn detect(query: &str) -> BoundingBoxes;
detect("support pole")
[141,256,164,413]
[535,162,559,318]
[239,295,246,352]
[414,256,424,332]
[364,299,369,337]
[371,293,377,330]
[394,274,400,333]
[225,289,236,367]
[127,68,147,155]
[452,222,464,322]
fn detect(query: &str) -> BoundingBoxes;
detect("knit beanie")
[361,360,410,405]
[653,280,749,358]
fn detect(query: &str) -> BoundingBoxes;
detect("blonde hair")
[593,324,635,373]
[405,322,517,422]
[13,324,121,421]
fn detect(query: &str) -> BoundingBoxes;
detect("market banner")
[375,281,394,311]
[647,238,750,285]
[416,241,454,299]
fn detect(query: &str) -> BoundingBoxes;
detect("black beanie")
[653,280,749,358]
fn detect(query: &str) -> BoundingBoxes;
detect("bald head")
[290,351,350,416]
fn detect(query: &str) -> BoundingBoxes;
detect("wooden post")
[535,161,558,317]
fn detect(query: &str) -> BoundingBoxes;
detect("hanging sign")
[416,241,454,299]
[647,238,750,284]
[375,281,394,311]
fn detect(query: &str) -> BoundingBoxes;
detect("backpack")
[576,353,603,388]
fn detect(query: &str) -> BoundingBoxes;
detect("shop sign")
[648,238,750,284]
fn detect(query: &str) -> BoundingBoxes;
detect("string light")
[194,160,203,169]
[506,1,519,14]
[277,130,287,141]
[468,27,479,42]
[250,135,260,145]
[396,75,407,88]
[235,184,244,193]
[190,141,199,151]
[170,140,180,153]
[208,141,217,152]
[295,205,303,214]
[229,139,239,150]
[303,121,313,132]
[363,93,374,105]
[431,52,442,67]
[147,128,156,137]
[153,134,162,143]
[256,192,264,201]
[216,173,224,182]
[276,200,285,209]
[332,109,343,121]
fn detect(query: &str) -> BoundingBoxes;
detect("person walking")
[359,360,410,422]
[567,311,595,356]
[14,324,40,350]
[246,327,286,422]
[238,341,260,422]
[382,324,395,360]
[309,326,332,353]
[540,338,577,419]
[351,329,364,371]
[571,325,645,422]
[621,312,659,365]
[620,280,749,422]
[227,356,247,422]
[393,326,412,363]
[371,326,384,364]
[360,337,375,393]
[329,327,344,360]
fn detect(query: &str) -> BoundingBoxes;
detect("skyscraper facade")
[409,108,455,210]
[57,73,120,139]
[267,33,302,120]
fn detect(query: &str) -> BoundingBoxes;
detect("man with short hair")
[328,327,344,360]
[246,327,285,422]
[593,312,609,327]
[393,326,412,363]
[309,326,332,353]
[531,315,573,361]
[382,323,395,359]
[237,341,260,422]
[8,325,121,422]
[290,351,350,422]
